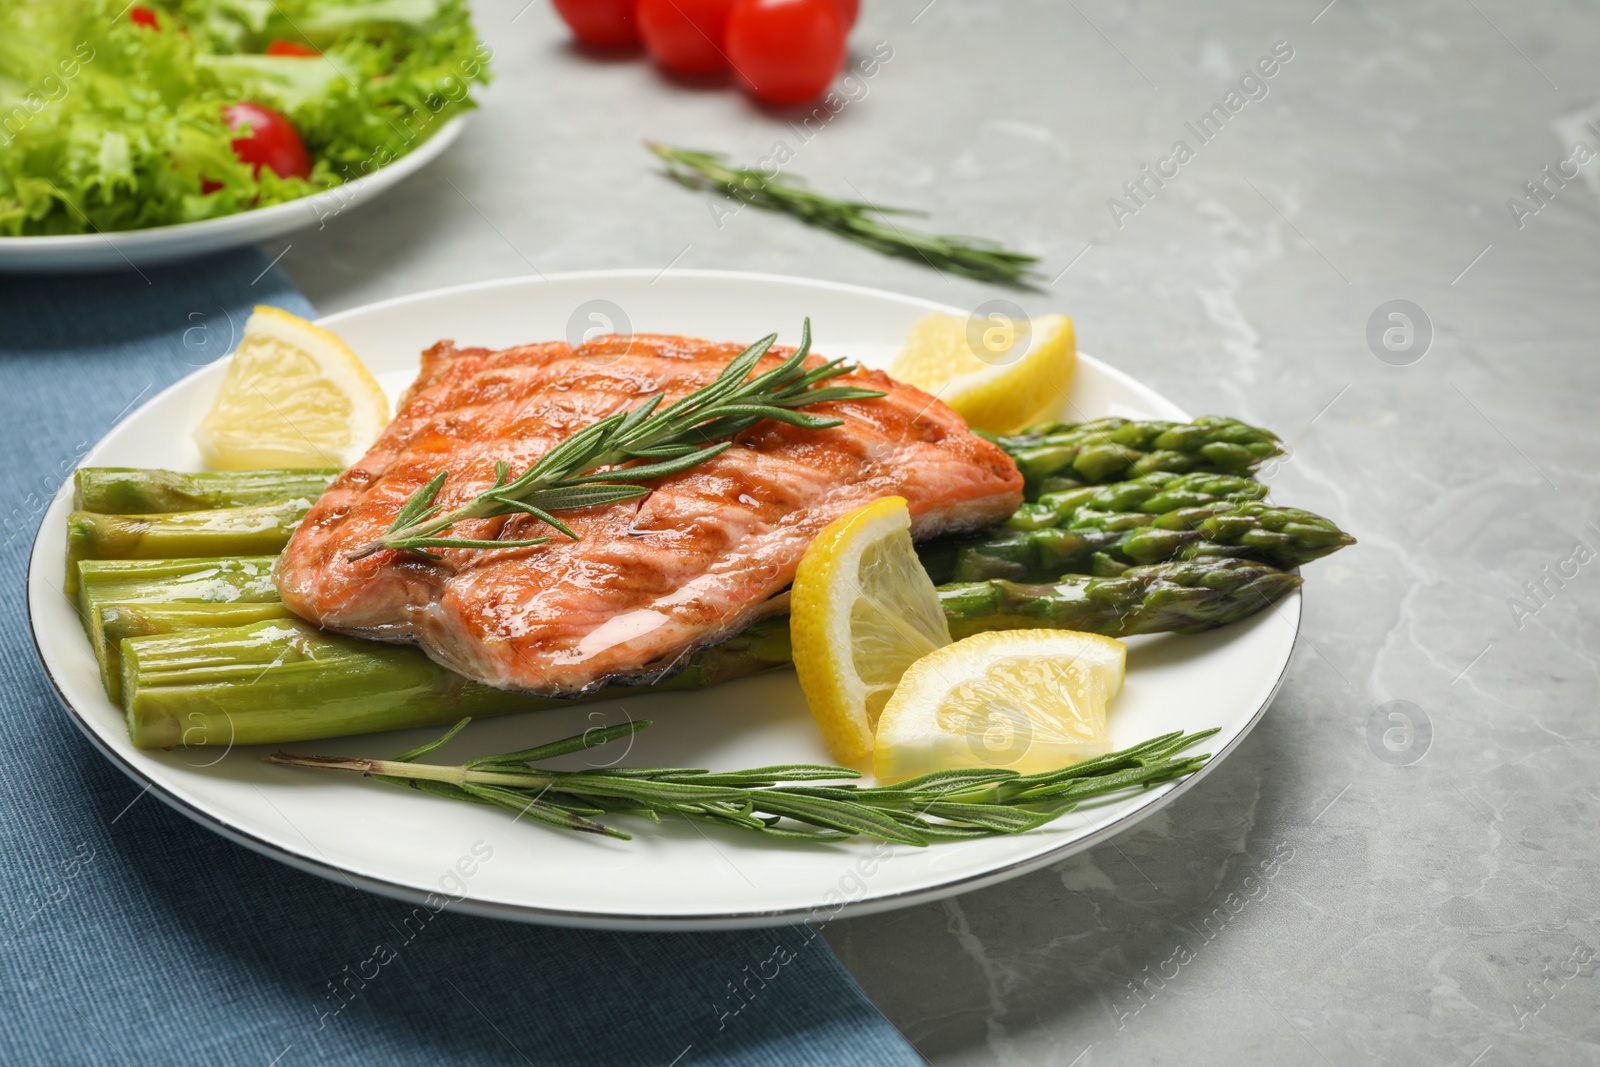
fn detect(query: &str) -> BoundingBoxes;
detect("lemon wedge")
[873,629,1125,780]
[790,497,952,764]
[195,305,389,470]
[889,311,1075,433]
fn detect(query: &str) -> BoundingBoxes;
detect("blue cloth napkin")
[0,251,922,1067]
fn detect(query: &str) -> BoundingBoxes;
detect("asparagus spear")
[77,555,282,622]
[923,470,1274,580]
[78,552,791,720]
[74,468,338,514]
[938,557,1302,640]
[920,500,1355,584]
[64,500,309,593]
[988,416,1283,496]
[98,603,295,702]
[1003,471,1266,531]
[75,555,284,696]
[122,616,796,749]
[121,558,1284,748]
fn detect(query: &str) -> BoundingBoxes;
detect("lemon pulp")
[195,305,389,470]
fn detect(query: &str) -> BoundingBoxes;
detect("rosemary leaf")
[389,536,552,552]
[393,779,494,805]
[917,801,1060,833]
[391,716,472,763]
[657,766,857,787]
[746,824,855,843]
[484,497,582,541]
[892,821,997,841]
[567,446,734,485]
[464,719,649,767]
[855,768,1019,795]
[517,484,656,514]
[461,783,629,839]
[1008,757,1210,802]
[584,767,710,779]
[554,775,749,805]
[386,470,448,534]
[752,791,930,846]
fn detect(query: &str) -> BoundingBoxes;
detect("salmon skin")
[276,334,1024,696]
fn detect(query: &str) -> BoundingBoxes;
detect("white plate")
[0,118,463,274]
[27,270,1300,930]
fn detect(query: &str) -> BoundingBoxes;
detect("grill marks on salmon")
[275,334,1024,695]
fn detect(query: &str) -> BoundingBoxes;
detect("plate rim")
[0,116,465,268]
[26,268,1301,930]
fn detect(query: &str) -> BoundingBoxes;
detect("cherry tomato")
[831,0,858,30]
[725,0,845,105]
[636,0,738,76]
[223,102,312,181]
[551,0,641,48]
[265,39,320,56]
[129,5,159,28]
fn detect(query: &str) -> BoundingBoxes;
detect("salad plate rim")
[0,117,465,269]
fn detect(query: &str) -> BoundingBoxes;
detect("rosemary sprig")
[263,720,1218,845]
[648,142,1043,288]
[346,319,883,562]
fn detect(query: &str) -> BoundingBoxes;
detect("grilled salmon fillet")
[276,334,1023,695]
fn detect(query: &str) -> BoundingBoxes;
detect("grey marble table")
[265,0,1600,1062]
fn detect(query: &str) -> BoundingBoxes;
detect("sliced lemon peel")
[889,311,1076,433]
[790,497,952,765]
[873,629,1126,781]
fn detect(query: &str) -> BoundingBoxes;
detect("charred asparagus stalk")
[919,500,1355,584]
[121,557,1291,748]
[73,468,337,514]
[921,469,1273,583]
[938,557,1302,639]
[1002,471,1267,531]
